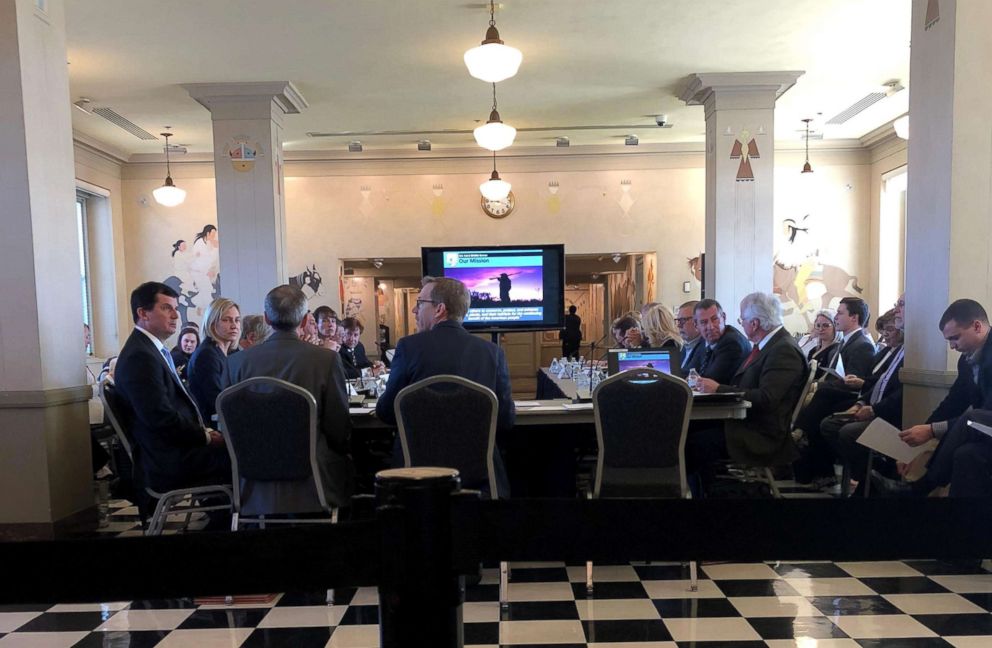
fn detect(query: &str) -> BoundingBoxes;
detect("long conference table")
[348,369,750,496]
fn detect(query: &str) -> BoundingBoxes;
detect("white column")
[183,82,307,313]
[902,0,992,421]
[680,72,803,312]
[0,0,93,536]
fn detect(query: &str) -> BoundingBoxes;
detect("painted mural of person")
[188,225,219,318]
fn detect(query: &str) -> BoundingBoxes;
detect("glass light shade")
[480,177,511,201]
[474,121,516,151]
[153,181,187,207]
[893,115,909,139]
[463,43,523,83]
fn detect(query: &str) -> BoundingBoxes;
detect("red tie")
[740,344,760,371]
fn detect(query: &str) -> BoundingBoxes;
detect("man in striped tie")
[688,293,807,488]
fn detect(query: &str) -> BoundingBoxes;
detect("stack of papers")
[856,418,930,463]
[514,400,542,408]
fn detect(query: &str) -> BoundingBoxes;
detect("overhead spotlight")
[152,132,186,207]
[612,253,623,264]
[418,139,432,151]
[624,135,639,146]
[348,140,363,153]
[372,258,384,269]
[555,137,569,148]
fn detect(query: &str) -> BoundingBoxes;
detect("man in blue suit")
[376,276,515,494]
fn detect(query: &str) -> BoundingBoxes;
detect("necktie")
[870,346,904,405]
[700,346,713,373]
[160,347,205,426]
[740,344,761,371]
[161,347,179,378]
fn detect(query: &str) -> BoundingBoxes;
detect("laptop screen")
[607,348,682,378]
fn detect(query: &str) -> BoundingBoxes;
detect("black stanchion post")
[376,467,463,648]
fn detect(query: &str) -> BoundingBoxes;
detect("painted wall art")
[163,224,220,327]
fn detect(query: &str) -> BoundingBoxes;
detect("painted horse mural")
[289,265,323,297]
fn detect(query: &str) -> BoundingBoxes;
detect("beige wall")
[113,147,874,342]
[868,136,908,319]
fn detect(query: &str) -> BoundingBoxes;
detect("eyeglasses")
[813,322,832,329]
[674,316,693,325]
[413,299,439,311]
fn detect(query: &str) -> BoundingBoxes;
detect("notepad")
[514,401,542,408]
[855,418,930,463]
[348,407,375,415]
[562,403,593,411]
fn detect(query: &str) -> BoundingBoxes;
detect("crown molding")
[860,119,902,149]
[72,131,129,165]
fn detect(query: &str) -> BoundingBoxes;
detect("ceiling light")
[624,135,639,146]
[372,258,384,269]
[348,140,363,153]
[72,97,93,115]
[893,114,909,139]
[556,137,569,147]
[480,151,511,201]
[463,0,522,83]
[800,119,814,174]
[612,253,623,264]
[152,132,186,207]
[474,82,516,151]
[418,139,432,151]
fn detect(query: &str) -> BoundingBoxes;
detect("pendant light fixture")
[474,82,517,151]
[464,0,522,83]
[480,151,511,201]
[800,118,814,175]
[152,132,187,207]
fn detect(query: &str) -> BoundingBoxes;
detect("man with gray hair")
[690,292,807,487]
[376,276,514,496]
[238,314,271,351]
[228,285,353,508]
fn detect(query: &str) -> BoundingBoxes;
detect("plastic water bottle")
[687,368,700,390]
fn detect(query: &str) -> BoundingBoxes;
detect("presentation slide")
[442,249,545,324]
[615,350,673,375]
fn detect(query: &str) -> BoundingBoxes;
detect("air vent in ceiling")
[91,107,158,140]
[826,81,904,125]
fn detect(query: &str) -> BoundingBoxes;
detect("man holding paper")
[874,299,992,497]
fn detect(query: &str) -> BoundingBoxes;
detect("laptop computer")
[606,347,683,379]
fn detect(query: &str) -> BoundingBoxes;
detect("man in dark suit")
[874,299,992,497]
[376,276,514,495]
[228,285,354,508]
[691,299,751,384]
[560,305,582,359]
[339,317,382,379]
[826,297,876,381]
[113,282,230,514]
[676,300,703,372]
[820,304,906,495]
[690,292,807,485]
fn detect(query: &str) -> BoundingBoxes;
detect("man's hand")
[854,405,874,421]
[625,328,643,348]
[896,461,910,477]
[371,361,386,376]
[843,374,865,389]
[695,377,719,394]
[206,428,225,447]
[899,424,934,447]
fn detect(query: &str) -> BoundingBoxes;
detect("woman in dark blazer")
[807,309,839,378]
[170,326,199,382]
[188,298,241,421]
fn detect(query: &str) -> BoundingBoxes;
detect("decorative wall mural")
[773,213,863,331]
[226,137,261,172]
[289,264,323,298]
[730,130,760,181]
[547,180,561,214]
[925,0,939,30]
[687,256,703,283]
[430,184,446,216]
[163,223,219,327]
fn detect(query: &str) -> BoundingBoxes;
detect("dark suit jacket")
[113,329,209,492]
[377,321,515,433]
[927,331,992,430]
[719,328,807,466]
[832,329,876,379]
[681,337,704,371]
[697,325,750,384]
[340,341,372,379]
[228,330,353,507]
[857,345,904,427]
[807,341,839,380]
[187,338,230,423]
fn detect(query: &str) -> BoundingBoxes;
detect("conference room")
[5,0,992,646]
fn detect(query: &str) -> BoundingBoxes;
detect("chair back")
[394,375,499,498]
[216,377,328,512]
[592,368,693,498]
[790,360,818,428]
[100,381,133,461]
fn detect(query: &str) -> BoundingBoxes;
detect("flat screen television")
[421,244,565,332]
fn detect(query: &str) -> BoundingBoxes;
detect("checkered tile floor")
[5,558,992,647]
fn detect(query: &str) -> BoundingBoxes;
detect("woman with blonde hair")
[188,297,241,421]
[642,304,684,350]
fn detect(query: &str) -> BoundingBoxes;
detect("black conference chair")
[216,377,337,529]
[393,375,508,605]
[100,381,233,535]
[588,368,696,592]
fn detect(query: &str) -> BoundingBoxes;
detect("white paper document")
[819,365,845,380]
[967,419,992,438]
[834,353,845,378]
[562,402,593,410]
[348,407,376,415]
[855,418,930,463]
[514,401,542,408]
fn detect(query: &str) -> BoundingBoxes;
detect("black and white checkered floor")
[8,501,992,647]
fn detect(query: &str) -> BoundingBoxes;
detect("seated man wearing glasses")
[691,299,751,385]
[376,276,514,496]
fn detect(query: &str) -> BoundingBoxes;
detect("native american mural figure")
[730,130,760,181]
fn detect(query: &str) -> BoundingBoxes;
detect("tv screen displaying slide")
[607,348,682,378]
[421,244,565,331]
